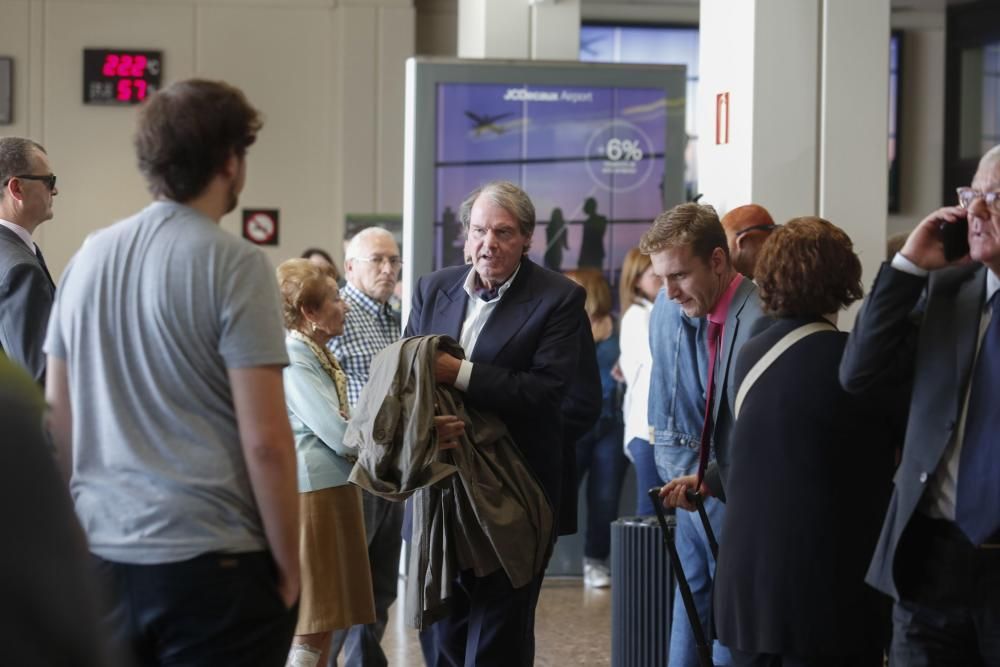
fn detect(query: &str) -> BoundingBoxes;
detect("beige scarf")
[289,329,351,420]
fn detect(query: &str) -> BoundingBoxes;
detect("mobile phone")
[938,217,969,261]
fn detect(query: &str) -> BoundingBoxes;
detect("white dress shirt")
[891,252,1000,519]
[454,263,522,391]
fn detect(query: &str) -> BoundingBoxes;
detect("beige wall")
[0,0,950,278]
[0,0,414,279]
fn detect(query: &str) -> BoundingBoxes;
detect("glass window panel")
[580,26,698,196]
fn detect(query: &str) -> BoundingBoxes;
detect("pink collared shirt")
[707,272,745,346]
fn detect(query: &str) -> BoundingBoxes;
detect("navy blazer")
[405,258,599,520]
[840,261,985,599]
[0,225,55,384]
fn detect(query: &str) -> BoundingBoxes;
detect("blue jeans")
[575,416,628,561]
[627,437,665,516]
[669,496,732,667]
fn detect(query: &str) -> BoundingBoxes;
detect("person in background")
[618,247,664,516]
[566,268,628,588]
[327,226,403,667]
[0,136,58,384]
[277,259,376,667]
[302,246,342,283]
[719,204,777,281]
[714,217,898,667]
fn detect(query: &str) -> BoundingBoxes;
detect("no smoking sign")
[242,209,279,246]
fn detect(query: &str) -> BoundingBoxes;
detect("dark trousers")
[729,648,882,667]
[93,551,297,667]
[329,491,403,666]
[890,514,1000,666]
[429,567,545,667]
[575,416,628,560]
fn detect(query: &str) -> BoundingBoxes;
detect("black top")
[714,316,904,657]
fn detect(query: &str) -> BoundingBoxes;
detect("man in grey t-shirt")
[44,80,300,667]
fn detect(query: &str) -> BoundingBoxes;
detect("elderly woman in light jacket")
[277,259,375,667]
[277,259,464,667]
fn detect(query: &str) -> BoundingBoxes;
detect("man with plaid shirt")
[327,226,401,667]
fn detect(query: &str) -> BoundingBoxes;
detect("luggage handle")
[685,489,719,562]
[648,488,715,667]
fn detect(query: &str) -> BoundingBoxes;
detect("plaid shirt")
[328,282,401,407]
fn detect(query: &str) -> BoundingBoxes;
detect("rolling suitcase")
[610,516,674,667]
[648,487,719,667]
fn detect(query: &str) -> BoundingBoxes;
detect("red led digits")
[85,49,161,105]
[105,54,150,101]
[102,54,119,77]
[117,54,133,77]
[117,79,132,101]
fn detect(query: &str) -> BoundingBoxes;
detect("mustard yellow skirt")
[295,484,376,635]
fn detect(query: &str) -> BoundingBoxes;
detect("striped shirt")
[328,282,401,407]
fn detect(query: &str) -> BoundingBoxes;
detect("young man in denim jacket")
[647,286,730,667]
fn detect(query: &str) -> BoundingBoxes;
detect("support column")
[698,0,889,327]
[819,0,891,296]
[458,0,579,60]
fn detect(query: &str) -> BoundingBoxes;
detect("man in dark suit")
[406,180,599,666]
[0,137,58,384]
[841,145,1000,665]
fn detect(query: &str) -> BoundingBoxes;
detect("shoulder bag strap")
[734,320,836,420]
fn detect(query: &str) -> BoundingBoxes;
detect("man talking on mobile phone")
[840,144,1000,665]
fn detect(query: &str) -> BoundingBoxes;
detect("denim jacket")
[648,289,710,482]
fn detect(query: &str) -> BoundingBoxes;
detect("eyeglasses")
[2,173,57,191]
[353,255,403,270]
[957,187,1000,213]
[734,223,778,238]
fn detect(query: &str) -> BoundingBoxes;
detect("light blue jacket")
[647,289,710,482]
[283,336,356,492]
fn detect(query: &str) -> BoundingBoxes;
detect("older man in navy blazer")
[841,146,1000,665]
[406,180,598,666]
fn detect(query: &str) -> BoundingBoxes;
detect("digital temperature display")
[83,49,162,105]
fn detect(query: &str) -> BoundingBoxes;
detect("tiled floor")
[354,577,612,666]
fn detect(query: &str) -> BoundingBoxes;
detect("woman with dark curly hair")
[713,217,905,667]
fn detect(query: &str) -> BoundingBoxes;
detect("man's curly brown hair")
[755,216,863,317]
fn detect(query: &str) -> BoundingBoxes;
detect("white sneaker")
[287,644,321,667]
[583,562,611,588]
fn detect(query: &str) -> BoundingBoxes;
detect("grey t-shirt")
[44,200,288,564]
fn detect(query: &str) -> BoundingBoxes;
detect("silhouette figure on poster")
[544,207,569,271]
[577,197,607,269]
[441,205,465,267]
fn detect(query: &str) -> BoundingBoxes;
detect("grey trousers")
[328,491,403,667]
